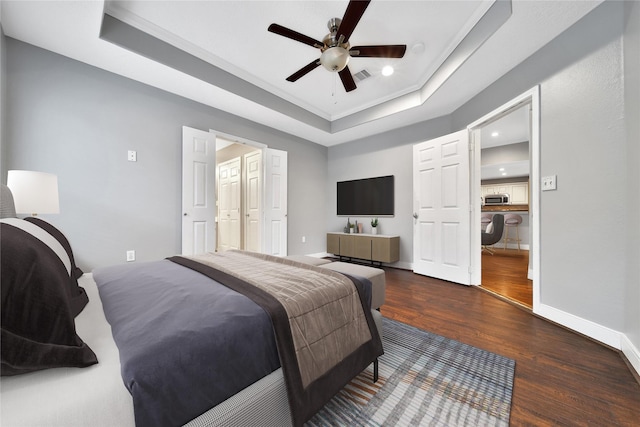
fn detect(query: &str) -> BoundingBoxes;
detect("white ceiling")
[480,104,530,180]
[0,0,602,147]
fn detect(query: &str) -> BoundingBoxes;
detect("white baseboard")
[390,261,412,270]
[621,334,640,377]
[539,302,640,377]
[535,303,622,349]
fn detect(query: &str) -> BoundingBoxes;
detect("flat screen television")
[337,175,394,216]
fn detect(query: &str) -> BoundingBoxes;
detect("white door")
[182,126,216,255]
[263,148,288,256]
[217,157,241,251]
[244,151,262,252]
[413,129,471,285]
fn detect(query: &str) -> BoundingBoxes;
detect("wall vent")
[353,69,372,82]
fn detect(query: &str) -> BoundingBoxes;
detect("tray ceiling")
[0,1,603,146]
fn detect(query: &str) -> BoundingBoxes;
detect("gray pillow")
[0,184,17,219]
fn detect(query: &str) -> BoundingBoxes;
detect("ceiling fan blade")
[268,23,323,48]
[350,45,407,58]
[338,66,357,92]
[337,0,371,43]
[286,60,321,82]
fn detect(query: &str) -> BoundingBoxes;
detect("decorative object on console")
[371,218,378,234]
[6,170,60,216]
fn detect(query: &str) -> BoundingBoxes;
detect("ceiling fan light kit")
[268,0,406,93]
[320,46,351,72]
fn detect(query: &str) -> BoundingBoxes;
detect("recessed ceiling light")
[499,167,505,171]
[491,131,500,137]
[381,66,394,76]
[502,172,507,176]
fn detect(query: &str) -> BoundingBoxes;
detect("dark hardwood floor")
[379,267,640,426]
[481,248,532,309]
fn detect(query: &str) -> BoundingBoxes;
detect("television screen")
[337,175,394,216]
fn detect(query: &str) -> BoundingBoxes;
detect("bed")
[0,185,383,427]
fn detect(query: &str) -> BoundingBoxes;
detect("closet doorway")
[182,126,287,257]
[216,137,262,253]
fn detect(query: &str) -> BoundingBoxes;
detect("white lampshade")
[7,170,60,215]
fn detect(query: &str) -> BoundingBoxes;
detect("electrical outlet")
[126,250,135,262]
[127,150,137,162]
[542,175,557,191]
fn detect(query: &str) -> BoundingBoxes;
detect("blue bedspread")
[93,260,280,427]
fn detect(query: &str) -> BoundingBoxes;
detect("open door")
[244,150,262,252]
[182,126,216,255]
[413,129,471,285]
[217,157,241,252]
[262,148,288,256]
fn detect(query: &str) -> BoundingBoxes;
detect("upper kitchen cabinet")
[481,181,529,204]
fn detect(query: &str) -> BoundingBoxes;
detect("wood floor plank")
[379,267,640,425]
[481,248,532,308]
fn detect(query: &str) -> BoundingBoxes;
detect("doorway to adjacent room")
[468,87,540,311]
[477,104,532,309]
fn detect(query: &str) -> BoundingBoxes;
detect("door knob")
[413,213,418,219]
[183,213,188,216]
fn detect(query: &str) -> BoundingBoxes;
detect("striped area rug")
[307,317,515,426]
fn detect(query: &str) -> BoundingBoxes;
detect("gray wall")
[1,26,6,180]
[5,39,328,270]
[623,0,640,364]
[451,1,628,332]
[327,1,637,340]
[481,141,529,166]
[327,116,452,269]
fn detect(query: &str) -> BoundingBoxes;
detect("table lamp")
[7,170,60,216]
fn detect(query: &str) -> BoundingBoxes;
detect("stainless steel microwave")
[484,194,510,205]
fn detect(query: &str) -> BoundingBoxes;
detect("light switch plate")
[542,175,557,191]
[127,150,137,162]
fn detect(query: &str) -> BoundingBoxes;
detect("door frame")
[467,86,540,310]
[210,129,287,256]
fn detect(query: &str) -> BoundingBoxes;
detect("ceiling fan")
[268,0,406,93]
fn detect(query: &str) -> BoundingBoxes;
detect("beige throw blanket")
[188,250,371,388]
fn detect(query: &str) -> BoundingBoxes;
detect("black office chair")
[481,213,504,255]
